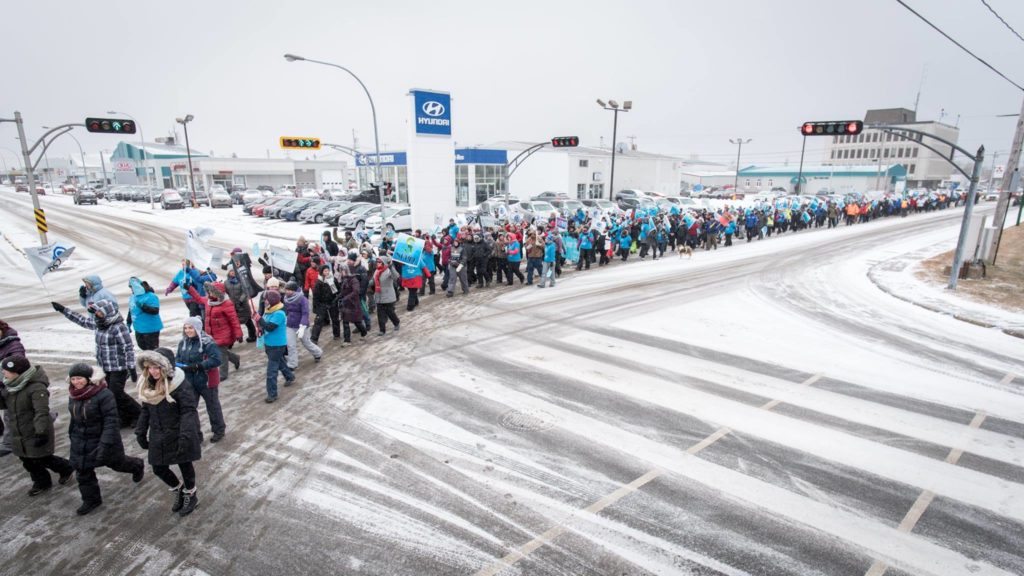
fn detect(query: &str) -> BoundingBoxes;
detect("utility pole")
[990,96,1024,264]
[12,112,45,244]
[949,145,984,290]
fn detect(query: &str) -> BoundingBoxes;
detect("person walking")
[66,363,145,515]
[311,265,341,343]
[283,281,322,368]
[135,348,202,517]
[0,356,74,497]
[445,241,470,297]
[505,232,525,284]
[336,265,367,346]
[127,277,163,351]
[0,319,26,457]
[165,260,216,319]
[224,267,258,343]
[524,231,544,285]
[186,282,242,382]
[258,291,293,403]
[79,275,119,314]
[176,318,225,443]
[374,256,401,334]
[537,233,558,288]
[52,300,140,428]
[400,259,427,312]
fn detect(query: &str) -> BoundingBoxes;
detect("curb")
[867,261,1024,340]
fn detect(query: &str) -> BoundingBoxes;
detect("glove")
[137,436,149,450]
[33,433,48,447]
[296,325,306,339]
[79,286,87,299]
[51,301,66,313]
[129,367,138,382]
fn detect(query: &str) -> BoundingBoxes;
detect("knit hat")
[231,247,243,254]
[68,363,93,379]
[266,277,281,289]
[284,280,299,292]
[1,355,30,375]
[265,291,282,306]
[184,316,205,336]
[347,250,358,261]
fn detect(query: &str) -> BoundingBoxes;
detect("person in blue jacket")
[127,277,163,351]
[164,260,216,319]
[724,219,736,247]
[80,275,118,314]
[618,229,632,261]
[538,234,558,288]
[576,227,594,271]
[257,291,292,404]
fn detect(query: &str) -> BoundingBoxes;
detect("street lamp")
[175,115,198,208]
[596,98,632,201]
[42,126,87,190]
[108,110,154,208]
[729,138,752,193]
[284,53,385,205]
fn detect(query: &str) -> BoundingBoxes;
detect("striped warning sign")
[34,208,47,233]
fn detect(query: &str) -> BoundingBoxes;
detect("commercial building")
[738,164,907,195]
[822,108,958,190]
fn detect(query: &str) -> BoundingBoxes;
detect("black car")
[346,188,384,204]
[73,189,98,205]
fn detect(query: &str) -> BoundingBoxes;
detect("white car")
[382,206,413,232]
[299,188,321,199]
[510,200,557,224]
[338,203,382,229]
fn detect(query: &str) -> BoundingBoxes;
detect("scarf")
[265,303,284,314]
[138,372,181,405]
[284,292,303,305]
[69,379,107,401]
[321,276,338,295]
[3,366,37,393]
[373,267,384,293]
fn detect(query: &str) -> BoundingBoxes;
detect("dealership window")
[756,179,761,187]
[455,165,469,207]
[577,183,587,198]
[587,183,604,198]
[897,148,904,158]
[833,136,838,144]
[912,147,919,158]
[745,179,751,187]
[579,159,588,168]
[831,150,836,159]
[884,149,889,158]
[886,133,892,142]
[909,164,916,174]
[474,164,507,205]
[869,149,876,159]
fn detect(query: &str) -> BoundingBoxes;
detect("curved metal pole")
[28,123,84,156]
[295,57,384,205]
[32,127,75,172]
[62,132,88,188]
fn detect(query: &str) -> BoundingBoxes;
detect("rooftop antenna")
[627,135,637,150]
[913,64,927,114]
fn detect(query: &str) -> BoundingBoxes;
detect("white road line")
[864,410,988,576]
[999,372,1016,385]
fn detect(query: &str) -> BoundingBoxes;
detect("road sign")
[34,208,47,233]
[280,137,321,150]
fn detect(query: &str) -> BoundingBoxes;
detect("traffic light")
[86,117,136,134]
[279,137,321,150]
[799,121,863,137]
[550,136,580,147]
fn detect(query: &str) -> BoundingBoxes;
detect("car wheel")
[314,215,323,224]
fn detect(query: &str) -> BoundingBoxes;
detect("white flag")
[185,227,222,270]
[24,240,76,280]
[267,245,298,274]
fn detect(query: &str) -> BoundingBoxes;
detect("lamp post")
[284,53,385,206]
[596,99,631,201]
[108,110,153,209]
[42,126,87,190]
[175,115,197,208]
[729,138,752,193]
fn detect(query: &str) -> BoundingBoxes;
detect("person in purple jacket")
[0,319,26,456]
[282,281,322,370]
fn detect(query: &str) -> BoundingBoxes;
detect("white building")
[738,164,908,195]
[822,108,958,190]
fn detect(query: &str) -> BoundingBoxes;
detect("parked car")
[279,199,322,221]
[73,188,97,205]
[324,202,370,226]
[298,188,320,200]
[614,189,647,202]
[241,190,264,206]
[300,201,348,224]
[256,185,275,193]
[61,184,78,194]
[251,196,290,217]
[160,189,185,210]
[15,184,28,193]
[338,203,382,229]
[531,191,569,202]
[366,206,412,232]
[210,190,233,208]
[549,199,586,218]
[510,201,556,224]
[265,198,307,219]
[618,196,657,212]
[35,185,46,196]
[344,188,386,204]
[192,189,210,206]
[580,198,623,218]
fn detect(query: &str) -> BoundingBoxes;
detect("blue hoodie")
[80,275,119,312]
[128,277,163,334]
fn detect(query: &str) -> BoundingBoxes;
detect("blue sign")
[356,152,407,167]
[455,149,507,164]
[412,90,452,136]
[391,233,425,267]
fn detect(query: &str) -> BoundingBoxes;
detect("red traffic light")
[551,136,579,148]
[801,123,815,136]
[798,120,864,137]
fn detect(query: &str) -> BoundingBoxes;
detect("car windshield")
[163,192,182,200]
[532,201,554,212]
[382,207,402,218]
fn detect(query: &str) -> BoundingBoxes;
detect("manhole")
[499,408,558,431]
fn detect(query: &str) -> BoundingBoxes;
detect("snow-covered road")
[0,188,1021,575]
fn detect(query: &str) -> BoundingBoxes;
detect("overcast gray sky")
[3,0,1023,168]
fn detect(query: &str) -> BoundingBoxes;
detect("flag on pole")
[186,228,222,270]
[23,240,76,280]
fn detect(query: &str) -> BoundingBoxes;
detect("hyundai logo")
[422,101,446,117]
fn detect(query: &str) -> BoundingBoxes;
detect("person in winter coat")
[304,254,322,297]
[258,291,293,403]
[186,282,241,381]
[127,277,163,351]
[505,233,525,284]
[294,237,312,296]
[320,230,339,258]
[374,256,401,334]
[135,348,202,517]
[0,356,74,496]
[165,260,216,318]
[400,259,429,312]
[52,299,140,428]
[311,265,341,343]
[335,265,367,345]
[577,228,594,271]
[538,233,558,288]
[445,241,469,297]
[418,237,437,297]
[176,318,225,443]
[79,275,119,314]
[0,319,26,457]
[283,281,322,368]
[66,363,144,515]
[224,267,257,343]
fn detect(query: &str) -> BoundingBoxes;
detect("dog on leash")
[676,244,693,259]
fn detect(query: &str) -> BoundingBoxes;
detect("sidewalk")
[868,243,1024,339]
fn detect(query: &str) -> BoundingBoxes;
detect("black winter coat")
[136,372,202,466]
[0,366,56,459]
[68,385,124,470]
[338,276,363,323]
[176,334,221,392]
[312,278,340,316]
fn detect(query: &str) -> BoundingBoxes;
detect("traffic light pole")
[795,135,806,194]
[181,121,197,208]
[990,96,1024,263]
[504,141,551,215]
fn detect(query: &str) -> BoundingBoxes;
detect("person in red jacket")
[304,255,321,297]
[186,282,242,381]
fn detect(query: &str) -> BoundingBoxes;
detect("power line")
[895,0,1024,92]
[979,0,1024,44]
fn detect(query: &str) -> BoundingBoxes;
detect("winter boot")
[76,500,102,516]
[170,484,184,513]
[179,488,199,517]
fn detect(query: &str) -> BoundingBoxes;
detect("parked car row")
[240,195,412,232]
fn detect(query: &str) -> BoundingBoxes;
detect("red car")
[15,184,28,193]
[251,196,289,217]
[61,184,77,194]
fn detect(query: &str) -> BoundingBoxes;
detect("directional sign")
[280,137,322,150]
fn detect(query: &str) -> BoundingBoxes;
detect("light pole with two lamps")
[284,53,386,205]
[729,138,752,194]
[596,99,631,202]
[175,115,197,208]
[41,126,88,192]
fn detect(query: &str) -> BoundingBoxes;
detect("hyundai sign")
[412,90,451,136]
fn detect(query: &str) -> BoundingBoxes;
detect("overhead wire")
[979,0,1024,44]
